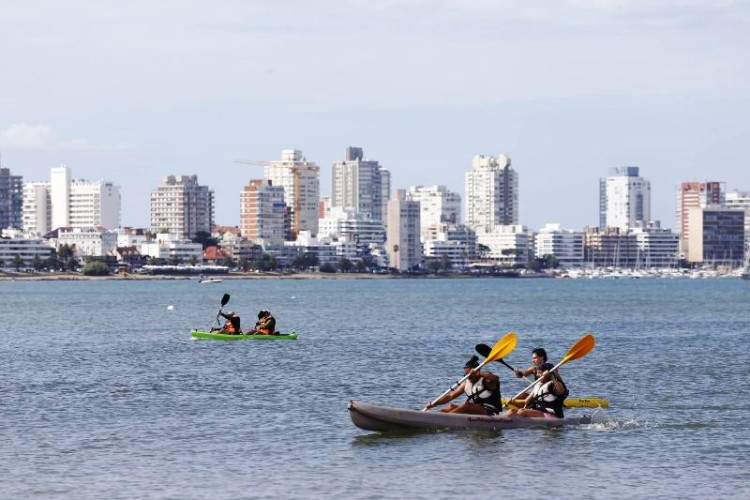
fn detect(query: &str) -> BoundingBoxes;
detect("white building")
[0,231,51,268]
[240,179,287,248]
[475,225,530,267]
[56,227,118,259]
[600,167,651,231]
[318,207,386,248]
[465,153,519,231]
[630,225,680,269]
[23,166,121,234]
[150,175,214,240]
[407,185,461,242]
[69,179,121,229]
[386,190,421,271]
[265,149,320,238]
[422,225,476,271]
[22,182,51,236]
[331,147,391,224]
[139,233,204,262]
[534,224,584,269]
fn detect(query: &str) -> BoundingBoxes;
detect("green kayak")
[191,330,298,340]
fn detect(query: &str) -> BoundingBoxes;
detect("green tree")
[192,231,218,249]
[189,255,198,266]
[81,261,111,276]
[319,262,337,273]
[337,258,354,273]
[239,257,250,272]
[440,255,453,272]
[11,254,24,271]
[292,252,319,271]
[32,255,44,271]
[426,258,441,274]
[477,243,491,260]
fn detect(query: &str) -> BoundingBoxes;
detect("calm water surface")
[1,278,749,499]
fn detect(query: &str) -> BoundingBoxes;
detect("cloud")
[0,123,135,151]
[0,123,55,148]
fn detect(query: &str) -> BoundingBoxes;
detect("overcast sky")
[2,0,748,230]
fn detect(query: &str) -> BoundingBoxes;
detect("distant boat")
[199,278,223,284]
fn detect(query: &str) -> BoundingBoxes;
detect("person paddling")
[246,309,276,335]
[211,311,241,334]
[506,362,569,418]
[506,347,548,406]
[424,355,502,415]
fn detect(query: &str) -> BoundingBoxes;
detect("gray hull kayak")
[348,400,593,432]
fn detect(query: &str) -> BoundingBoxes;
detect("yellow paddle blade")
[486,332,517,363]
[560,333,596,364]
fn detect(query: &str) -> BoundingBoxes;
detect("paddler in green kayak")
[424,355,502,415]
[244,309,276,335]
[211,311,241,334]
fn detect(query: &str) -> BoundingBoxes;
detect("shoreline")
[0,271,545,281]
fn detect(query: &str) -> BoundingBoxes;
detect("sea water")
[1,278,748,499]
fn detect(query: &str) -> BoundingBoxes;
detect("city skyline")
[1,2,748,231]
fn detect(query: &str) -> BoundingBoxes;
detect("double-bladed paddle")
[475,343,533,383]
[506,333,596,405]
[422,332,518,411]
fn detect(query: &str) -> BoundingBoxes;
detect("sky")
[1,0,748,231]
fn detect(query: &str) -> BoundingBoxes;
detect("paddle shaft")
[476,343,533,383]
[507,333,595,404]
[507,358,569,403]
[210,294,231,331]
[421,359,491,411]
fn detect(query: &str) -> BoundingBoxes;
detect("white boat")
[348,400,594,432]
[199,278,223,284]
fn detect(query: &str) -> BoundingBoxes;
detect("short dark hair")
[532,347,547,362]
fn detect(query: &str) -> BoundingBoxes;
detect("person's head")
[258,309,269,319]
[464,355,480,377]
[227,311,237,317]
[536,362,555,376]
[531,347,548,366]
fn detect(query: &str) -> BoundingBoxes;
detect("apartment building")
[331,147,391,224]
[150,175,214,240]
[465,153,518,231]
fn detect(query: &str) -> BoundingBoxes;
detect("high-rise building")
[50,166,70,230]
[686,206,745,267]
[676,181,725,255]
[22,166,121,233]
[599,167,651,231]
[386,189,421,271]
[725,189,750,259]
[239,179,287,247]
[331,147,391,224]
[0,167,23,230]
[465,153,518,231]
[22,182,51,235]
[265,149,320,239]
[407,185,461,242]
[150,175,214,240]
[68,179,121,229]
